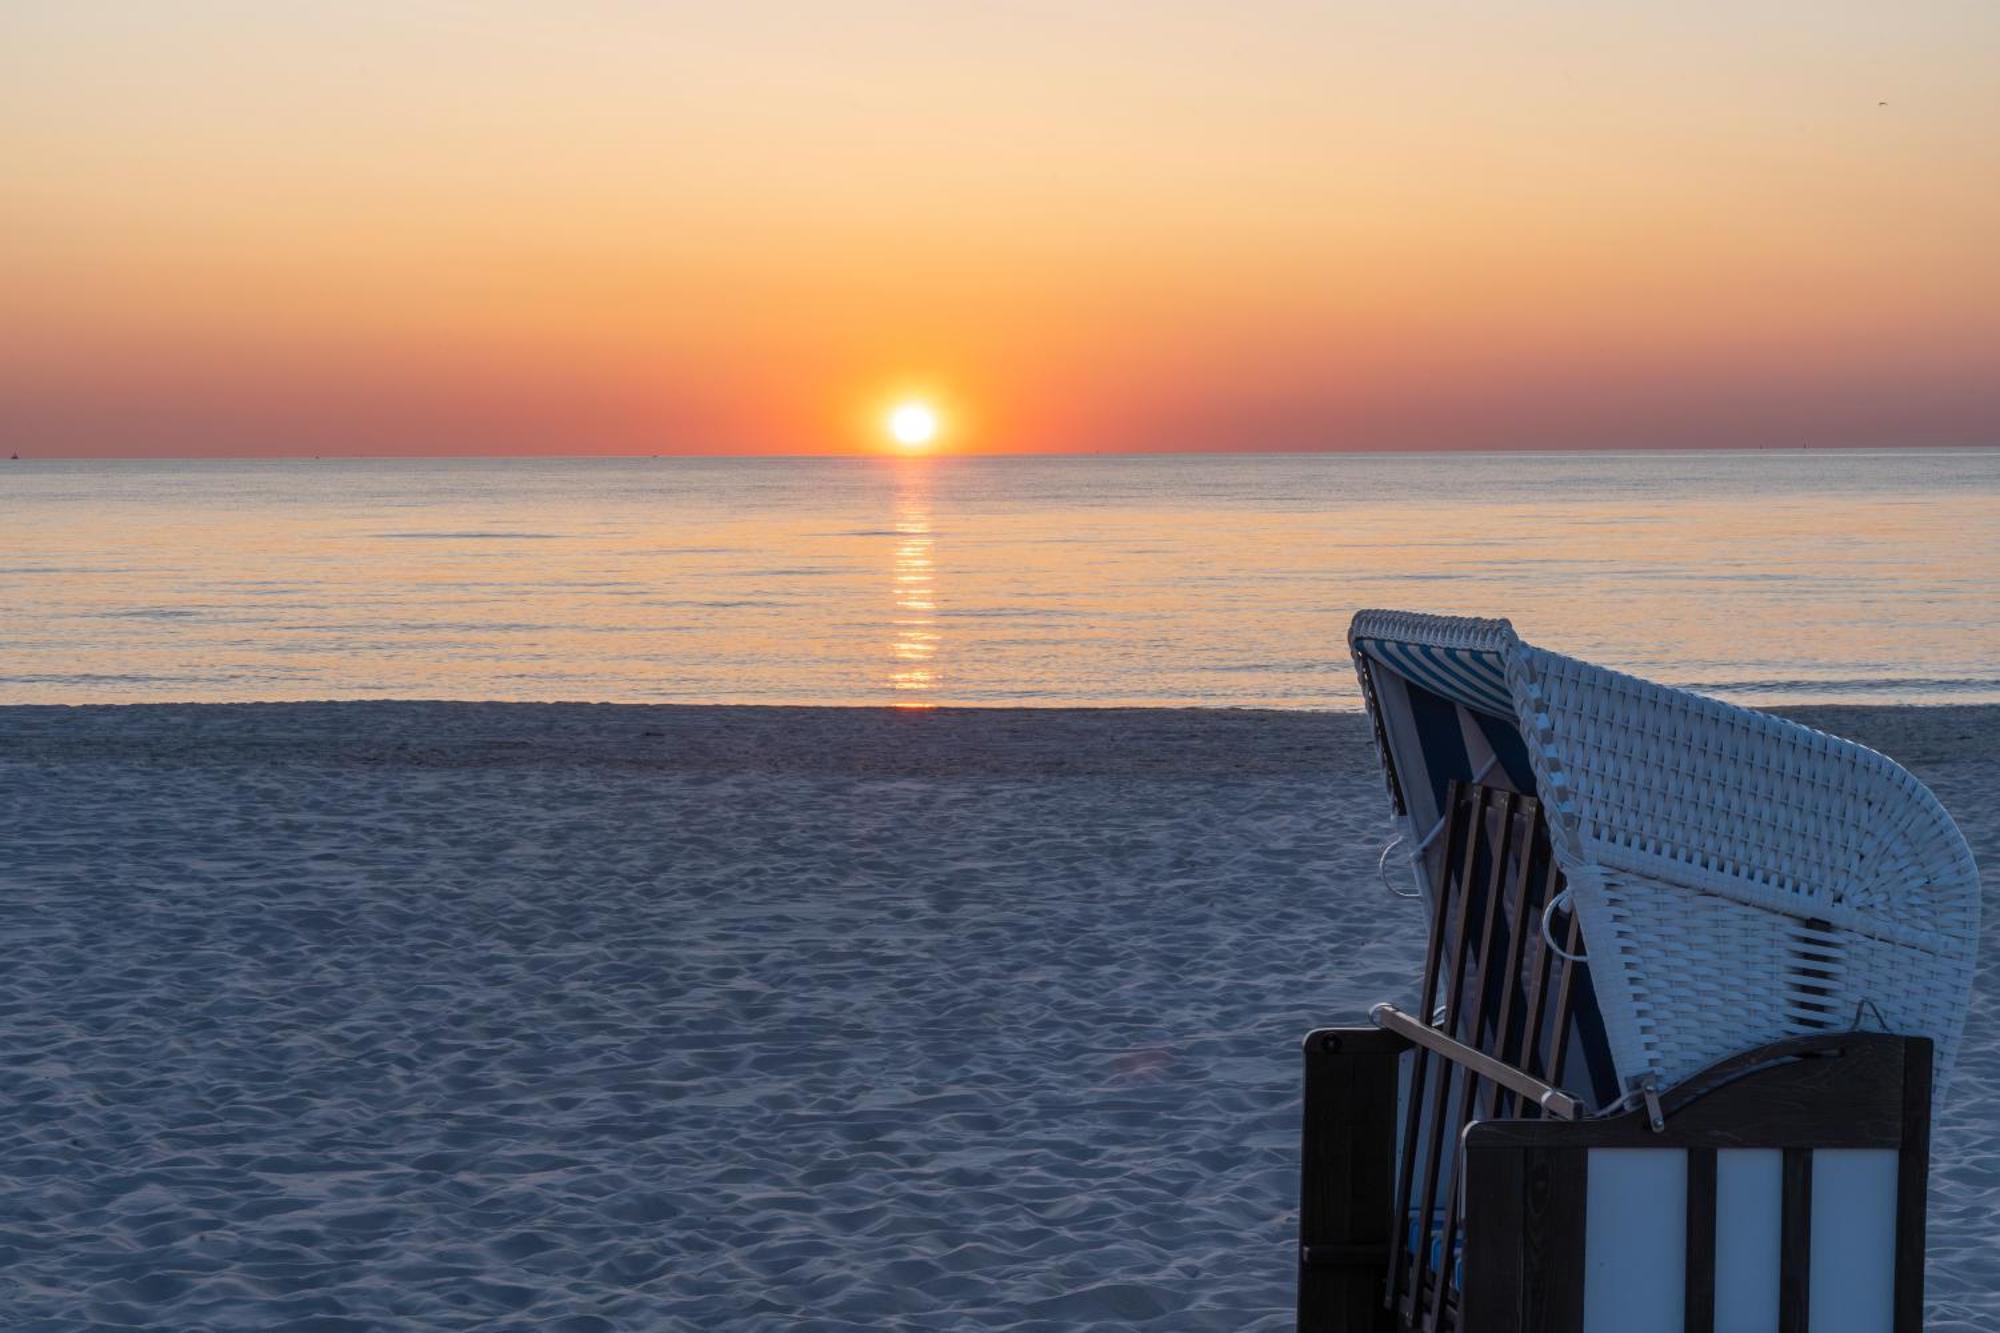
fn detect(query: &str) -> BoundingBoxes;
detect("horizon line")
[8,441,1998,463]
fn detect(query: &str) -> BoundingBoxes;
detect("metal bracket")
[1637,1073,1666,1133]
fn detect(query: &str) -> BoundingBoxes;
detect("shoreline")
[4,700,1995,777]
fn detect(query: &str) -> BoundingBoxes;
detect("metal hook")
[1850,997,1891,1032]
[1540,888,1588,963]
[1377,834,1421,899]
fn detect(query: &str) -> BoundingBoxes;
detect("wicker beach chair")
[1296,611,1980,1333]
[1349,609,1978,1104]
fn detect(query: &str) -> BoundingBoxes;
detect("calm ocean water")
[3,449,1996,708]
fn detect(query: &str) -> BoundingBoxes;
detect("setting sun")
[887,402,940,450]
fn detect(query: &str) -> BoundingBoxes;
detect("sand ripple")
[0,703,1991,1327]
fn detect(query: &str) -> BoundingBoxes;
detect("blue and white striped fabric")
[1350,610,1625,1113]
[1351,635,1513,718]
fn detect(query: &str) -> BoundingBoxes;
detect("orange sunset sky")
[4,2,1998,457]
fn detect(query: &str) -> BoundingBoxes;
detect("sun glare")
[887,401,940,450]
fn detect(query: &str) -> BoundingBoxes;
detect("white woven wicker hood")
[1349,609,1979,1103]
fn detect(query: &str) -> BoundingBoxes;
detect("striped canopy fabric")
[1348,609,1981,1108]
[1349,629,1512,719]
[1350,613,1539,862]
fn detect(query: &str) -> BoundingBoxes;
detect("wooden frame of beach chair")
[1296,778,1934,1333]
[1297,1025,1932,1333]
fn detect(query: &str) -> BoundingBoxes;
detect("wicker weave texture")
[1350,609,1981,1100]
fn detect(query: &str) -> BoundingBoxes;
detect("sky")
[4,2,1998,457]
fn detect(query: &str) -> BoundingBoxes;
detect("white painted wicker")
[1350,610,1981,1101]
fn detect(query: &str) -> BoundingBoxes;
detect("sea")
[3,448,1996,708]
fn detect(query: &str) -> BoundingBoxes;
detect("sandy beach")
[2,702,1994,1330]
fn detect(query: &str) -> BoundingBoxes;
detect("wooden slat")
[1894,1039,1932,1332]
[1521,1147,1586,1333]
[1779,1147,1812,1333]
[1462,1145,1525,1331]
[1404,784,1489,1324]
[1459,789,1518,1066]
[1485,798,1541,1119]
[1406,1063,1458,1325]
[1513,834,1565,1110]
[1296,1027,1406,1333]
[1544,912,1583,1094]
[1428,791,1522,1326]
[1388,782,1476,1317]
[1683,1148,1716,1333]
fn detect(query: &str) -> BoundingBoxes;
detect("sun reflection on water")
[887,467,940,700]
